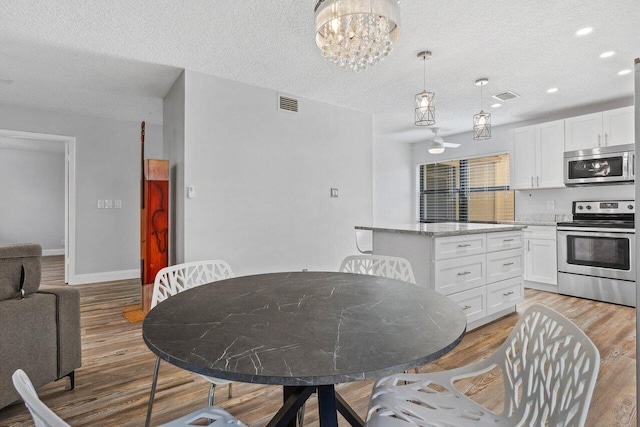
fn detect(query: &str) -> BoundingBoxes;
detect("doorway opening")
[0,129,76,283]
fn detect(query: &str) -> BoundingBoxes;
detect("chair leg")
[297,403,306,427]
[228,382,233,398]
[208,383,216,406]
[145,357,162,427]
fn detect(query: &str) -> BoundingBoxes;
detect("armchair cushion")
[0,243,42,301]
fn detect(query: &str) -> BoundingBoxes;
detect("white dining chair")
[365,304,600,427]
[355,230,373,254]
[339,254,416,284]
[146,260,235,427]
[12,369,70,427]
[12,369,246,427]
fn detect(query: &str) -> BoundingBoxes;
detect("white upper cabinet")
[511,125,536,189]
[602,106,635,147]
[511,120,564,190]
[535,120,565,188]
[565,106,634,151]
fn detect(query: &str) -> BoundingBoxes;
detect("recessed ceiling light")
[547,88,559,94]
[491,103,502,108]
[618,69,632,76]
[575,27,593,36]
[599,51,616,58]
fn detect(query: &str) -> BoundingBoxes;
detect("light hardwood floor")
[0,256,636,426]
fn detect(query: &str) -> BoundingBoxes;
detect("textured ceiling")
[0,0,638,141]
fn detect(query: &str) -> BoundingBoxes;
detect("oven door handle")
[557,227,635,235]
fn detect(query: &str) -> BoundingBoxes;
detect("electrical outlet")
[115,200,122,209]
[547,200,555,209]
[97,200,104,209]
[105,200,113,209]
[330,188,339,198]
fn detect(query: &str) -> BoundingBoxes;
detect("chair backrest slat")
[151,260,234,309]
[339,255,416,284]
[495,304,600,425]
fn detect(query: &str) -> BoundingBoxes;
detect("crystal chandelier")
[414,50,435,126]
[473,78,491,140]
[314,0,401,72]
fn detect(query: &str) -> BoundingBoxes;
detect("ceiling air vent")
[278,94,299,113]
[492,91,520,102]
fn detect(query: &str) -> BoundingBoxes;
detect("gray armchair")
[0,243,81,409]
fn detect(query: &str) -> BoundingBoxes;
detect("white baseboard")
[42,249,65,256]
[70,269,139,286]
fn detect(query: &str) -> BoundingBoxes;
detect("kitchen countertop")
[499,221,559,227]
[356,223,527,237]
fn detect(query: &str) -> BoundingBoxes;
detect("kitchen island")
[356,223,527,330]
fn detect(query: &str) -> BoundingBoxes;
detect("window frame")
[417,152,514,224]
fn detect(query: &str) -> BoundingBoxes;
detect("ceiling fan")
[426,127,460,154]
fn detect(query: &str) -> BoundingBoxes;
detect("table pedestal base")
[266,385,365,427]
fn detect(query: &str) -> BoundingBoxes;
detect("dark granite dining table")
[142,271,467,427]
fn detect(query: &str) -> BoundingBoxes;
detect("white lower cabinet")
[524,226,558,289]
[433,231,524,329]
[434,254,486,295]
[487,276,524,315]
[448,286,486,324]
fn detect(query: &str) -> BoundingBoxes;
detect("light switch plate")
[187,186,196,199]
[97,200,104,209]
[115,200,122,209]
[105,200,113,209]
[547,200,555,209]
[330,188,339,198]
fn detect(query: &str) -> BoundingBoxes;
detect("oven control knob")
[586,205,592,210]
[628,205,634,210]
[577,206,584,210]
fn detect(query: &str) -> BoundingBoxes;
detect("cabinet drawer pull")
[457,243,472,248]
[457,271,471,276]
[503,291,514,297]
[503,238,514,242]
[462,305,472,311]
[503,262,514,266]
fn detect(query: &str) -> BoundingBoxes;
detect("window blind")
[418,153,514,223]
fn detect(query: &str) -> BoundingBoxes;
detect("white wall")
[171,70,373,275]
[163,71,186,265]
[373,134,413,224]
[0,148,65,253]
[0,103,162,283]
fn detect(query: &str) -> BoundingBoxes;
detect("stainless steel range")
[557,200,635,307]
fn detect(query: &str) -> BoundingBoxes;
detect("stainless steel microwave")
[564,143,635,186]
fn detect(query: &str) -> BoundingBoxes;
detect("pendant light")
[473,78,491,140]
[414,51,435,126]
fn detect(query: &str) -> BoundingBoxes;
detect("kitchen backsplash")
[515,213,573,223]
[515,184,634,218]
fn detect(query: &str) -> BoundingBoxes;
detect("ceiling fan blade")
[442,142,461,148]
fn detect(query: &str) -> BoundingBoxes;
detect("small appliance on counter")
[564,144,635,186]
[557,200,635,306]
